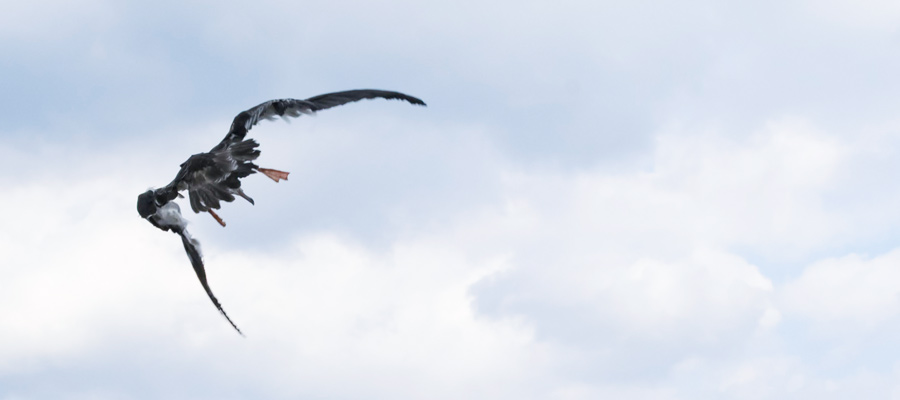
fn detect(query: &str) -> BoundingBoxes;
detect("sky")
[3,0,900,398]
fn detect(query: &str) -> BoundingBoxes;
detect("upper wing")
[178,230,244,336]
[304,89,426,111]
[217,89,427,147]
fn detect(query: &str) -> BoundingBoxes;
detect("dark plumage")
[137,89,426,335]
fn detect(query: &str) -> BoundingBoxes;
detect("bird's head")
[137,189,158,219]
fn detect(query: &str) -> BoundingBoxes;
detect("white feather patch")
[156,201,189,231]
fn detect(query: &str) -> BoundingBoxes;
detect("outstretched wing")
[304,89,426,111]
[178,230,244,336]
[217,89,427,147]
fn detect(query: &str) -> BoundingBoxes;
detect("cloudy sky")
[4,0,900,398]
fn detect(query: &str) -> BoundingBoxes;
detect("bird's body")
[137,89,426,335]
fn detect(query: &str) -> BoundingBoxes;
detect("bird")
[137,89,427,335]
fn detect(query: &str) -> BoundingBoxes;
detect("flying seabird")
[137,89,426,335]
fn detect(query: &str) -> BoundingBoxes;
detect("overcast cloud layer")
[3,1,900,399]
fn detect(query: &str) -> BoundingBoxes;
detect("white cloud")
[4,107,900,398]
[781,250,900,328]
[5,99,900,399]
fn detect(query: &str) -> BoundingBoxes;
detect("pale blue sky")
[4,1,900,399]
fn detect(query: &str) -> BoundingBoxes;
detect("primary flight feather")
[137,89,426,335]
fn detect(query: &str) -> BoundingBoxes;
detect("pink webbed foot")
[259,168,290,183]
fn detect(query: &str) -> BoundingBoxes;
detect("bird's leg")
[259,168,290,182]
[208,209,226,227]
